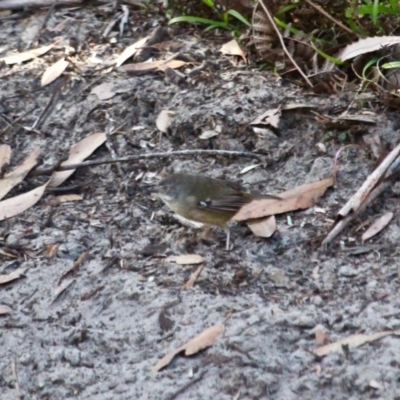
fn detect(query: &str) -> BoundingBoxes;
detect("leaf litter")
[362,212,393,242]
[314,330,400,357]
[152,323,225,374]
[41,58,69,87]
[234,177,334,221]
[0,147,41,200]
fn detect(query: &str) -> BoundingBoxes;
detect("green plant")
[346,0,400,34]
[168,0,250,34]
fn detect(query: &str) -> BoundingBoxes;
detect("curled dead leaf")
[0,305,12,315]
[251,107,281,129]
[156,110,175,133]
[0,182,48,221]
[152,323,224,374]
[183,323,225,355]
[0,144,11,170]
[121,59,187,73]
[0,267,28,285]
[337,36,400,62]
[182,265,204,289]
[0,147,41,200]
[247,215,276,238]
[234,177,334,221]
[314,330,400,357]
[41,58,69,86]
[0,44,54,64]
[115,36,149,67]
[220,39,246,62]
[49,132,110,187]
[166,254,204,265]
[362,212,393,242]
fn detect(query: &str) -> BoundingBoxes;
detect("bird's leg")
[224,226,231,250]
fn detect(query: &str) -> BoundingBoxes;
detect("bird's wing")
[197,194,251,212]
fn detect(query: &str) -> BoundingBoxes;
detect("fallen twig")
[322,142,400,245]
[304,0,354,35]
[339,142,400,217]
[0,0,99,9]
[30,149,267,176]
[257,0,313,88]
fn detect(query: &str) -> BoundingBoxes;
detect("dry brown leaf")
[315,328,330,346]
[0,305,12,315]
[45,194,83,206]
[121,59,187,72]
[251,108,281,129]
[220,39,246,62]
[337,36,400,62]
[49,132,109,187]
[41,58,69,86]
[234,177,334,221]
[0,44,54,64]
[199,130,219,140]
[115,36,149,67]
[0,248,18,258]
[183,265,204,289]
[152,323,224,374]
[0,182,48,221]
[55,194,83,203]
[184,323,225,355]
[44,244,59,259]
[362,212,393,242]
[240,164,261,175]
[0,267,27,285]
[0,147,41,200]
[0,145,11,170]
[314,330,400,357]
[166,254,204,265]
[152,347,182,375]
[156,110,175,133]
[247,215,276,238]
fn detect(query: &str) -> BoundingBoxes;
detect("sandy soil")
[1,3,400,400]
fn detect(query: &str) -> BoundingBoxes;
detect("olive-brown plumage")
[157,173,280,249]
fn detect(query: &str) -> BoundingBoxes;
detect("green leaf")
[362,56,379,79]
[381,61,400,69]
[201,0,216,10]
[169,16,229,29]
[311,44,344,65]
[226,9,251,26]
[372,0,379,25]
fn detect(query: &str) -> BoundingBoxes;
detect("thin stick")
[166,371,207,400]
[322,180,391,245]
[0,0,87,9]
[257,0,313,88]
[304,0,354,35]
[338,142,400,217]
[31,77,66,130]
[31,149,266,176]
[31,0,59,46]
[0,106,37,137]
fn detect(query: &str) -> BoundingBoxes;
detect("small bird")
[157,173,280,250]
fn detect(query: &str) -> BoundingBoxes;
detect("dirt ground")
[1,3,400,400]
